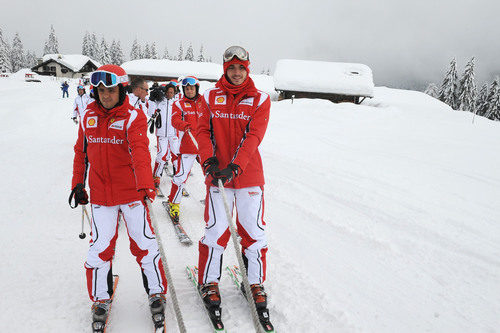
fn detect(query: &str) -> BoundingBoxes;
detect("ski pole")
[79,206,86,239]
[145,199,187,333]
[187,130,199,150]
[217,179,264,333]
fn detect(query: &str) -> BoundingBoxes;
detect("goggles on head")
[182,77,199,86]
[223,46,249,63]
[90,71,128,88]
[77,85,85,90]
[169,81,178,87]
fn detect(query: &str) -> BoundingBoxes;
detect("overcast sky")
[1,0,499,89]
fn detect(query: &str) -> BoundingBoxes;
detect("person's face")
[226,64,248,86]
[78,89,84,96]
[97,84,120,109]
[135,82,149,100]
[166,87,175,99]
[184,85,197,99]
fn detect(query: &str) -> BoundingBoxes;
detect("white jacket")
[127,93,148,117]
[72,93,92,118]
[149,98,176,137]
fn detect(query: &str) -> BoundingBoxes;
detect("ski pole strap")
[68,186,79,209]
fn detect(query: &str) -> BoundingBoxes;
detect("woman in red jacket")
[196,46,271,313]
[166,76,203,220]
[69,65,167,328]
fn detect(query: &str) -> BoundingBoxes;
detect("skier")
[166,76,202,220]
[151,83,179,194]
[196,46,271,311]
[61,81,69,98]
[72,85,92,124]
[127,77,149,117]
[69,64,167,330]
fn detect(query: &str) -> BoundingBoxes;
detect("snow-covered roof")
[121,59,223,81]
[273,59,374,97]
[41,54,100,72]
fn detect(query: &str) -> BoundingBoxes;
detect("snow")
[41,54,101,72]
[274,59,375,97]
[1,77,499,332]
[122,59,223,81]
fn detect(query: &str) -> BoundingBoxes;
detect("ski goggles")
[168,81,178,87]
[182,77,199,86]
[77,85,85,90]
[223,46,249,63]
[90,71,128,88]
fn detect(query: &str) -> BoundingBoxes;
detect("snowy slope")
[0,76,499,332]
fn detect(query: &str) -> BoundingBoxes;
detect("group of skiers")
[68,45,272,331]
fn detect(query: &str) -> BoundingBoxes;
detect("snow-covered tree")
[163,45,172,60]
[458,57,477,113]
[177,42,183,61]
[184,43,194,61]
[43,25,59,55]
[197,44,205,62]
[485,79,500,120]
[475,83,489,116]
[110,40,124,65]
[24,50,38,68]
[438,58,460,110]
[82,31,91,57]
[98,37,111,64]
[424,83,440,99]
[143,43,151,59]
[89,33,99,61]
[10,32,25,72]
[130,38,142,60]
[150,42,158,59]
[0,28,12,73]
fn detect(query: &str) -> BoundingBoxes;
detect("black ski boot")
[91,299,112,332]
[199,282,221,308]
[149,293,166,330]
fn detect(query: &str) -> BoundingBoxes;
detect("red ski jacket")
[171,96,203,155]
[71,96,154,206]
[197,86,271,189]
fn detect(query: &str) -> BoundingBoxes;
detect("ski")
[186,266,225,332]
[161,201,193,245]
[92,275,119,333]
[226,266,275,333]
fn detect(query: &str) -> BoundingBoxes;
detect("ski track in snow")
[1,78,499,332]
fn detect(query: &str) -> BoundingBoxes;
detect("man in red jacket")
[69,64,167,328]
[167,76,203,220]
[196,46,271,312]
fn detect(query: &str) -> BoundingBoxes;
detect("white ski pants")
[84,200,167,301]
[168,154,197,204]
[198,186,268,285]
[154,136,179,178]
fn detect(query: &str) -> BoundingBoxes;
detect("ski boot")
[149,293,166,330]
[241,283,267,309]
[168,202,180,223]
[91,299,112,332]
[199,282,221,308]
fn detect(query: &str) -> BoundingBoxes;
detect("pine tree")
[143,43,151,59]
[43,25,59,55]
[485,79,500,120]
[150,42,158,59]
[475,83,489,116]
[438,58,460,110]
[10,32,25,72]
[89,33,99,61]
[197,44,205,62]
[82,31,91,56]
[184,43,194,61]
[163,45,171,60]
[458,57,477,113]
[130,38,142,60]
[177,42,183,61]
[0,28,12,73]
[424,83,440,98]
[98,37,111,64]
[110,40,124,65]
[24,50,37,68]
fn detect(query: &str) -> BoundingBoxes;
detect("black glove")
[71,117,78,124]
[211,163,240,186]
[202,157,220,177]
[68,183,89,208]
